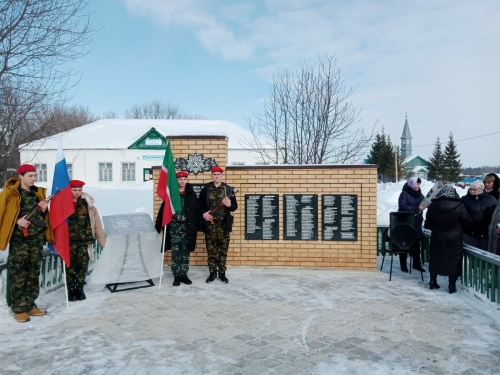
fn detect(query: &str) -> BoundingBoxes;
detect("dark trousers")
[205,219,230,274]
[8,238,44,313]
[398,239,422,269]
[170,221,190,276]
[67,242,89,289]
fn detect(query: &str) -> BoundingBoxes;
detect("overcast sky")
[68,0,500,167]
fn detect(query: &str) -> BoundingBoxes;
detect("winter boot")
[27,307,47,316]
[206,272,217,283]
[77,287,86,301]
[449,278,457,294]
[68,287,78,302]
[399,254,409,273]
[173,276,181,286]
[14,312,30,323]
[429,274,440,290]
[180,274,192,285]
[412,253,426,272]
[218,273,229,284]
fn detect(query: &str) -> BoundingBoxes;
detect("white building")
[19,119,271,188]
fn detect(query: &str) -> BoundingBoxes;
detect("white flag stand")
[158,225,167,290]
[62,259,69,308]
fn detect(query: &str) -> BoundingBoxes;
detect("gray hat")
[470,180,485,191]
[436,184,457,199]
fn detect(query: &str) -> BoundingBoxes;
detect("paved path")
[1,265,499,374]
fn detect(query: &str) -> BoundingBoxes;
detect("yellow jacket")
[0,178,54,250]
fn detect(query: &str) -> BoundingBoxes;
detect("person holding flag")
[0,164,54,323]
[48,135,76,304]
[66,179,106,301]
[155,171,200,286]
[156,141,182,287]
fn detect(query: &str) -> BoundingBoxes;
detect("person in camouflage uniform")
[199,166,238,284]
[155,171,200,286]
[67,180,106,301]
[0,164,54,323]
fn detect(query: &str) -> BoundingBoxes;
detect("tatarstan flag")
[156,141,181,227]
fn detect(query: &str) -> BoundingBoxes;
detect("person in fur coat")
[424,184,472,294]
[66,180,106,301]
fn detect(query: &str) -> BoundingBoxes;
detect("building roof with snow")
[21,119,270,150]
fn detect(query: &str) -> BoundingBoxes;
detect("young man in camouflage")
[155,171,200,286]
[67,179,106,301]
[199,166,238,284]
[0,164,54,323]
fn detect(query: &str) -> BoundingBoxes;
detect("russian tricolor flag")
[48,136,75,266]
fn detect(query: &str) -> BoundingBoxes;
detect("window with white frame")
[34,164,47,182]
[66,163,73,180]
[122,162,136,181]
[99,163,113,182]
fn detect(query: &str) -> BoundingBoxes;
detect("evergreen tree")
[367,128,391,181]
[443,132,462,182]
[428,136,445,181]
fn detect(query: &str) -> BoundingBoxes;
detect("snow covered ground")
[1,179,499,375]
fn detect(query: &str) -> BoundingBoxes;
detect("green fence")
[377,225,500,304]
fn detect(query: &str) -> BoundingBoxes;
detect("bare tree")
[0,0,94,103]
[0,0,94,183]
[243,54,375,164]
[125,100,205,120]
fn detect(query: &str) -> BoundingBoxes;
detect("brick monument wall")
[153,137,377,270]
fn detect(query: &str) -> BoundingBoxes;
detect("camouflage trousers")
[205,219,230,273]
[8,238,44,314]
[66,242,89,289]
[170,221,190,276]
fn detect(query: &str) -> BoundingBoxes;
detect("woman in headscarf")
[424,184,472,293]
[397,177,426,273]
[460,180,497,250]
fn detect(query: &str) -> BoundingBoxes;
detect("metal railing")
[377,225,500,304]
[1,240,104,306]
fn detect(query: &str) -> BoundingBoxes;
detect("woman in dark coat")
[397,177,426,273]
[424,184,472,293]
[460,180,497,250]
[155,172,200,286]
[484,173,500,201]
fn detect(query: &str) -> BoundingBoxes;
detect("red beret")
[176,171,188,178]
[70,179,85,188]
[17,163,36,175]
[211,166,224,173]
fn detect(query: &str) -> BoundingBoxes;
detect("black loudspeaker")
[389,212,416,249]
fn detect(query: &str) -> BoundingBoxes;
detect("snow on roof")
[21,119,272,150]
[403,154,428,164]
[411,166,429,172]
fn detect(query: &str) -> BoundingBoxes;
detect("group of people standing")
[155,166,238,286]
[0,164,105,322]
[397,174,500,294]
[0,163,238,323]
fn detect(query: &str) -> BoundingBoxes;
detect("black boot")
[206,272,217,283]
[68,287,77,302]
[218,273,229,284]
[77,287,86,301]
[173,276,181,286]
[449,278,457,294]
[429,274,440,290]
[180,274,192,285]
[412,254,426,272]
[399,254,409,273]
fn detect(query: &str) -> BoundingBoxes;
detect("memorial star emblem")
[186,154,205,174]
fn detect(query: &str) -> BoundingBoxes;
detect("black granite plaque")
[322,195,358,241]
[245,194,279,240]
[283,194,318,240]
